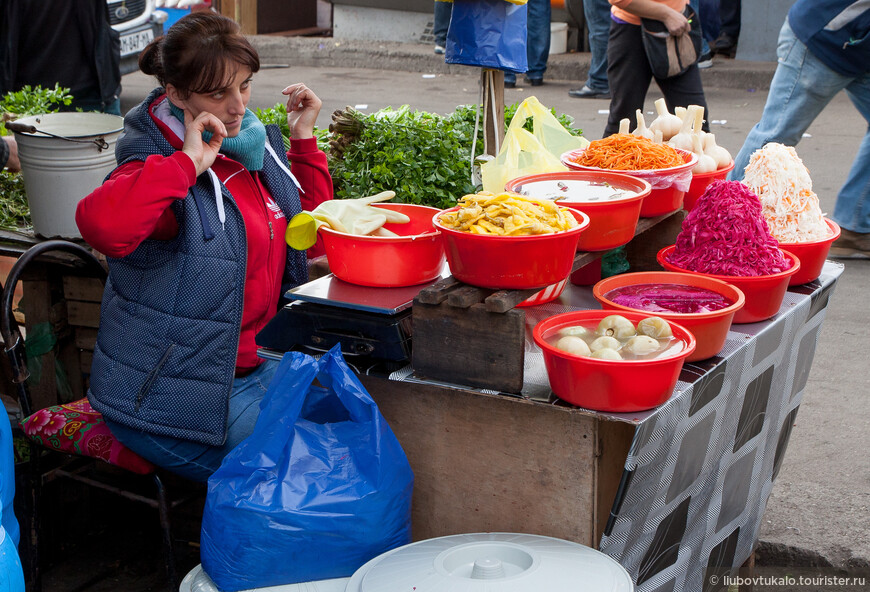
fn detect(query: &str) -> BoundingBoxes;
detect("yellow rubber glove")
[285,191,410,250]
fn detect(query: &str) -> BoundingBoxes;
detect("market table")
[261,260,844,592]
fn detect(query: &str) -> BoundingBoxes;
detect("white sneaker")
[434,45,445,55]
[697,52,713,69]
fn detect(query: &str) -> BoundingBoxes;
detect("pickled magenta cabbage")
[667,180,790,276]
[605,284,734,314]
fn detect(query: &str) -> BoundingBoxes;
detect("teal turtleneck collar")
[169,101,267,171]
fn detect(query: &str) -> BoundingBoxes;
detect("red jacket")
[77,95,332,372]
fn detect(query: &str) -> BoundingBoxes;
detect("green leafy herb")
[0,171,31,231]
[1,84,73,134]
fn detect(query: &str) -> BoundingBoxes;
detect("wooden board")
[62,276,104,303]
[410,211,682,393]
[412,301,525,393]
[360,376,627,546]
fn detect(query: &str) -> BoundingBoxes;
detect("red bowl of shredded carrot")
[561,134,697,217]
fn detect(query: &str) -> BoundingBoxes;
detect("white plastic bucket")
[11,112,123,238]
[550,22,568,55]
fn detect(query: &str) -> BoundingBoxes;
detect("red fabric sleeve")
[288,137,333,258]
[75,152,197,258]
[288,137,333,211]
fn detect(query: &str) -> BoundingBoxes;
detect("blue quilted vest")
[87,88,307,446]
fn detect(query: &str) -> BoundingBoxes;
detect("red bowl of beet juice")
[593,271,745,361]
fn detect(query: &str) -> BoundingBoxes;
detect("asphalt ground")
[103,37,870,588]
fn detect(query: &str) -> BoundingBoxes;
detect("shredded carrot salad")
[570,133,686,171]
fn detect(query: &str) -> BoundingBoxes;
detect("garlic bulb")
[632,109,655,140]
[667,105,698,153]
[703,133,733,170]
[691,133,717,173]
[618,118,631,135]
[648,98,681,141]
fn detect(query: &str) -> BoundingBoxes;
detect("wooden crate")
[412,212,685,393]
[61,275,104,392]
[361,375,635,546]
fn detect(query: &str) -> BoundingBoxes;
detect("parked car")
[107,0,167,75]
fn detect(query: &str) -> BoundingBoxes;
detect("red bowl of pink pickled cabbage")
[657,245,799,324]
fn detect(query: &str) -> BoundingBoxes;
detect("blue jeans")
[583,0,611,92]
[504,0,551,83]
[433,1,452,47]
[730,21,870,233]
[688,0,712,56]
[105,359,280,483]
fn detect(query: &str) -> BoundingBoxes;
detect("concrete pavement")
[120,36,870,575]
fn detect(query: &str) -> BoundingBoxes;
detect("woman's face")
[167,64,253,137]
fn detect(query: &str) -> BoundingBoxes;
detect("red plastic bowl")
[433,207,590,290]
[504,171,652,251]
[320,203,445,287]
[592,271,745,361]
[778,218,841,286]
[657,245,801,324]
[561,147,697,217]
[684,160,735,211]
[533,310,696,412]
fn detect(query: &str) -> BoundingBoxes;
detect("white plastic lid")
[346,533,634,592]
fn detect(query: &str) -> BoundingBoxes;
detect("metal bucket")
[9,112,123,238]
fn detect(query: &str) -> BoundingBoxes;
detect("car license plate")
[120,29,154,57]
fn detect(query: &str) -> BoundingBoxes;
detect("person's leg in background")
[830,75,870,253]
[699,0,721,44]
[688,0,713,68]
[730,22,848,182]
[523,0,552,85]
[712,0,740,57]
[657,65,711,132]
[604,20,653,136]
[433,0,453,54]
[569,0,612,98]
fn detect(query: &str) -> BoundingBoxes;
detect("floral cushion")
[19,398,155,475]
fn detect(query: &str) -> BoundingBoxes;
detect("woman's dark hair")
[139,11,260,97]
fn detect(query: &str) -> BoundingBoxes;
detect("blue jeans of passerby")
[433,0,452,47]
[505,0,551,83]
[688,0,712,56]
[105,359,281,483]
[730,21,870,233]
[583,0,611,92]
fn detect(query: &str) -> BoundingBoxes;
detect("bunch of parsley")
[254,102,582,210]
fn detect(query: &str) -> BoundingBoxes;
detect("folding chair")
[1,240,199,592]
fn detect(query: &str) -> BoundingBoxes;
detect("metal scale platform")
[255,271,445,368]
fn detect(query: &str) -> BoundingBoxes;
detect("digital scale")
[256,272,445,367]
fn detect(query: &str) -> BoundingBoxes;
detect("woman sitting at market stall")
[75,11,333,482]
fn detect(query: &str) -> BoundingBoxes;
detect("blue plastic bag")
[445,0,528,73]
[200,346,414,591]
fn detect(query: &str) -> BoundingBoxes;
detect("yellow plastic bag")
[481,96,589,194]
